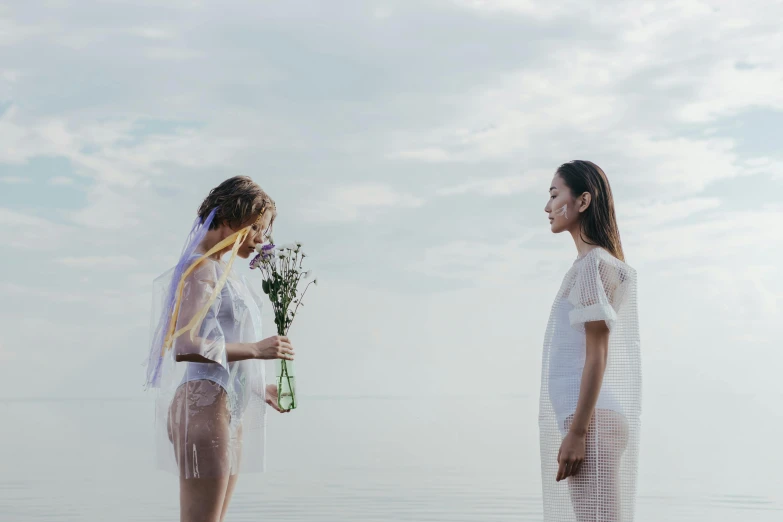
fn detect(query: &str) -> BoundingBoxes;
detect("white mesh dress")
[539,247,641,522]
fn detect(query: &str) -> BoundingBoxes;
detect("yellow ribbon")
[161,218,258,357]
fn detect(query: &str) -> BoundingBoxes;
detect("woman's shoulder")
[219,262,255,294]
[577,248,637,295]
[180,255,222,284]
[565,248,637,312]
[586,248,636,276]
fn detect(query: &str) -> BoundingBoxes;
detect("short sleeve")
[567,252,631,332]
[172,260,228,369]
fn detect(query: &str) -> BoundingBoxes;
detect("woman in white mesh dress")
[540,161,641,522]
[144,176,295,522]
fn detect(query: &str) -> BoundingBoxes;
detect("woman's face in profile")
[545,175,576,234]
[233,212,273,259]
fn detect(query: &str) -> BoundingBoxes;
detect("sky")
[0,0,781,411]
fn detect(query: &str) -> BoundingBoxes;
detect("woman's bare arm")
[176,342,260,363]
[175,336,295,364]
[570,320,610,435]
[556,320,610,481]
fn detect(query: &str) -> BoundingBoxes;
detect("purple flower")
[249,253,263,270]
[261,243,276,260]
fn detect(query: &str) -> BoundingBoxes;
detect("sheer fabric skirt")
[167,379,242,479]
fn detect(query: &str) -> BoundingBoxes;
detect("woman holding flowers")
[539,161,641,522]
[144,176,295,522]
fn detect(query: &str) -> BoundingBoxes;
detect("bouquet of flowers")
[250,240,316,411]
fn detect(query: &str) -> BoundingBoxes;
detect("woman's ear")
[578,192,592,213]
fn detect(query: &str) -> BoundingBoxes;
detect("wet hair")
[556,160,625,261]
[197,176,276,232]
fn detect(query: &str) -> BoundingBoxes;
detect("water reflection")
[0,398,780,521]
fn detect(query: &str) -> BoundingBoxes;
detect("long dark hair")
[556,160,625,262]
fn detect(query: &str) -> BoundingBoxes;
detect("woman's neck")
[569,226,597,258]
[196,228,229,260]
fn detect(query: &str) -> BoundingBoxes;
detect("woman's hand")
[265,384,289,413]
[254,335,294,361]
[556,431,586,481]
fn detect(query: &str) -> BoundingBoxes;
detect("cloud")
[626,208,783,264]
[407,230,557,285]
[0,282,88,304]
[437,172,543,196]
[0,175,30,184]
[679,60,783,123]
[0,107,249,187]
[386,1,783,199]
[408,203,783,286]
[0,207,77,250]
[387,64,753,192]
[49,176,74,185]
[0,207,51,227]
[0,0,781,404]
[393,147,451,163]
[0,337,13,362]
[680,263,780,323]
[450,0,579,21]
[68,183,142,229]
[372,6,394,19]
[384,45,632,164]
[56,256,139,269]
[614,133,743,193]
[304,183,424,222]
[0,15,47,47]
[0,107,133,179]
[0,105,259,232]
[620,197,722,227]
[126,27,176,41]
[1,69,19,82]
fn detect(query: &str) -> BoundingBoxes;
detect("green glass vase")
[276,359,296,411]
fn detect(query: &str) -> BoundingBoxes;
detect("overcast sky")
[0,1,781,411]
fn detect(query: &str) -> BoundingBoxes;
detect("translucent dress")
[539,247,641,521]
[149,256,267,479]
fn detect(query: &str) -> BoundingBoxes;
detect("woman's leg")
[169,380,233,522]
[179,476,230,522]
[218,475,239,522]
[219,424,243,522]
[567,409,629,522]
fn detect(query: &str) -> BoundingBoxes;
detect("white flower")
[254,244,264,253]
[302,270,312,278]
[313,278,318,286]
[283,243,296,250]
[295,241,302,247]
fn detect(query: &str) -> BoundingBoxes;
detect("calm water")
[1,396,780,521]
